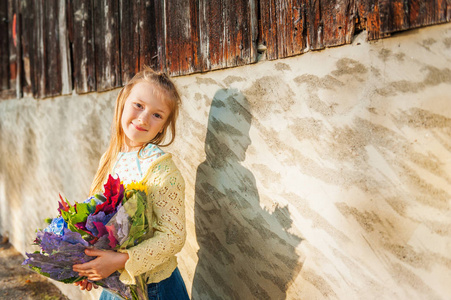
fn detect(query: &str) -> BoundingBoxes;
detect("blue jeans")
[100,268,190,300]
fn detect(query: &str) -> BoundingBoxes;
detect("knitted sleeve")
[118,155,186,284]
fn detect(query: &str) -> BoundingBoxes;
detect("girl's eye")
[154,113,162,119]
[134,102,143,109]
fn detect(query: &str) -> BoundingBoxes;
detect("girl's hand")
[73,248,129,281]
[73,279,98,291]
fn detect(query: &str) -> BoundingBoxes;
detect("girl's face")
[121,81,171,152]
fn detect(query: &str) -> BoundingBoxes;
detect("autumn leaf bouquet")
[22,175,149,300]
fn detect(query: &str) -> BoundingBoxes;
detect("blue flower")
[44,217,67,236]
[84,196,103,205]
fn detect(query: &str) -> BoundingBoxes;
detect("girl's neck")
[121,143,143,153]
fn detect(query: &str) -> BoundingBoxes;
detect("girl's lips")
[133,123,147,131]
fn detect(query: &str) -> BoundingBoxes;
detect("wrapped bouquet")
[23,175,149,300]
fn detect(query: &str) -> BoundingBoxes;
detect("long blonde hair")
[89,66,181,195]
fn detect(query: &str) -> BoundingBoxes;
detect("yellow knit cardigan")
[118,153,186,284]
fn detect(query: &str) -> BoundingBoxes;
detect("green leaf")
[94,194,107,202]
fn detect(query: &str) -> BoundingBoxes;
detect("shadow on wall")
[192,89,303,300]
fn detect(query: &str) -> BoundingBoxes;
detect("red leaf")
[106,225,118,248]
[58,194,70,214]
[93,222,108,237]
[93,175,124,215]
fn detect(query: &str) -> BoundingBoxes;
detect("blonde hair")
[89,66,181,195]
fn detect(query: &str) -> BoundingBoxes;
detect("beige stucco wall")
[1,22,450,299]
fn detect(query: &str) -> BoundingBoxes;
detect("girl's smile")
[121,81,171,152]
[132,123,147,132]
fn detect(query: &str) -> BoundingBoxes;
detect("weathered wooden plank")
[139,0,165,72]
[356,0,382,40]
[0,0,10,92]
[260,0,322,59]
[260,0,451,60]
[284,0,307,57]
[21,0,67,99]
[14,0,22,98]
[21,0,44,98]
[224,0,255,67]
[43,0,61,97]
[3,0,18,98]
[69,0,96,93]
[199,0,216,70]
[20,0,32,96]
[36,0,46,98]
[119,0,140,83]
[357,0,451,40]
[93,0,121,91]
[277,0,307,58]
[258,0,278,59]
[407,0,450,28]
[199,0,256,71]
[379,0,409,35]
[165,0,201,76]
[321,0,356,47]
[57,0,72,95]
[5,0,451,100]
[445,0,451,22]
[307,0,323,49]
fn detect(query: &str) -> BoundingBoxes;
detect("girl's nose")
[138,111,150,124]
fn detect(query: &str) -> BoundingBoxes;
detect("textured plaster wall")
[1,23,450,300]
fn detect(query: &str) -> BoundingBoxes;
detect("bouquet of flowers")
[23,175,149,300]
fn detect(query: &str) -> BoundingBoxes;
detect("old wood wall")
[0,0,450,99]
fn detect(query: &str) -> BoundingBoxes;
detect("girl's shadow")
[192,89,303,299]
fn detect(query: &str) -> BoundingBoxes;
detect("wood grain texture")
[357,0,451,40]
[43,0,61,97]
[356,0,382,40]
[259,0,307,59]
[1,0,18,99]
[2,0,451,98]
[1,22,451,300]
[21,0,43,98]
[321,0,356,46]
[58,0,72,95]
[119,0,140,83]
[139,0,163,72]
[165,0,201,76]
[199,0,257,71]
[19,0,32,96]
[0,0,9,92]
[69,0,96,93]
[93,0,121,92]
[20,0,69,98]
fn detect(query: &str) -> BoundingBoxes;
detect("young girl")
[72,67,190,300]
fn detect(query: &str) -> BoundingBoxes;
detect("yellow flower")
[126,181,147,193]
